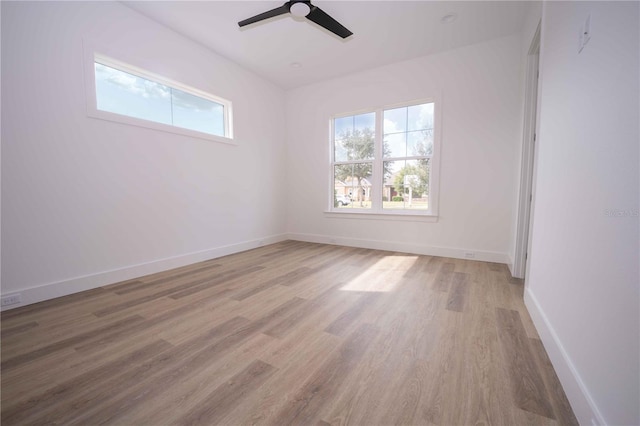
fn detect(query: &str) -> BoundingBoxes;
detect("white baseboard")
[524,287,606,426]
[286,232,509,264]
[0,233,288,312]
[507,255,516,278]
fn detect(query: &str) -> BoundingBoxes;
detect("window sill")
[324,210,438,222]
[87,109,237,145]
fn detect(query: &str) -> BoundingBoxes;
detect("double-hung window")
[331,100,439,217]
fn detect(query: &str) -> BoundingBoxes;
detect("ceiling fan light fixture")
[290,2,311,17]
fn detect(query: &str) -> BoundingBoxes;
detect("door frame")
[513,23,541,279]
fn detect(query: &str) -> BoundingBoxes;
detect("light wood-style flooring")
[1,241,577,425]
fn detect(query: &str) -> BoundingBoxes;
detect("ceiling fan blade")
[238,4,290,27]
[306,5,353,39]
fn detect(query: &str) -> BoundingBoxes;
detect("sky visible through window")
[333,112,375,162]
[383,103,434,158]
[94,62,225,137]
[382,103,433,210]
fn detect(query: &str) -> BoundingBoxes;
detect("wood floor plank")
[0,287,107,321]
[105,259,220,293]
[529,338,579,425]
[401,254,432,278]
[455,260,517,426]
[92,285,199,317]
[1,315,145,371]
[1,321,39,338]
[1,339,172,425]
[218,331,340,426]
[92,266,248,316]
[1,332,172,406]
[446,271,470,312]
[128,332,280,425]
[495,307,556,420]
[433,262,454,291]
[418,311,465,425]
[335,287,445,425]
[0,241,576,426]
[112,262,222,295]
[273,323,379,425]
[224,284,298,324]
[2,311,111,357]
[323,310,413,425]
[231,267,312,301]
[263,281,353,339]
[1,291,124,336]
[27,316,252,425]
[324,293,379,336]
[74,291,230,352]
[168,265,265,299]
[180,359,278,425]
[70,297,306,425]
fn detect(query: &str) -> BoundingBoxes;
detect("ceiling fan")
[238,0,353,39]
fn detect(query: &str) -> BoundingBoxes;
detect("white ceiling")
[123,1,529,89]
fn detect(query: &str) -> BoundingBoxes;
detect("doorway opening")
[513,23,541,279]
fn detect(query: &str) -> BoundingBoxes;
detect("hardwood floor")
[0,241,578,425]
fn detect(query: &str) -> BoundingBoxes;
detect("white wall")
[521,2,543,59]
[1,1,287,308]
[285,34,523,262]
[525,2,639,425]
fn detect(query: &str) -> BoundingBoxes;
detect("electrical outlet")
[1,294,22,307]
[464,252,475,259]
[258,240,264,246]
[330,238,337,244]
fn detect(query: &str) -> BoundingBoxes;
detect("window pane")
[407,129,433,157]
[354,112,375,133]
[334,140,348,162]
[347,128,374,161]
[384,107,407,134]
[383,159,430,210]
[407,103,434,131]
[95,62,172,125]
[334,114,374,161]
[334,163,372,209]
[383,132,406,158]
[332,102,435,214]
[172,88,225,137]
[334,116,353,142]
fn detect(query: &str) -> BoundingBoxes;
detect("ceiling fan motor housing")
[289,1,311,18]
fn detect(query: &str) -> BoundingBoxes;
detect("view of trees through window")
[382,103,433,210]
[332,102,434,212]
[333,113,375,209]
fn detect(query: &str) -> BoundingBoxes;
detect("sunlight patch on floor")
[340,255,419,292]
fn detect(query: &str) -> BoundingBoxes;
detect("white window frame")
[327,97,441,221]
[83,43,234,145]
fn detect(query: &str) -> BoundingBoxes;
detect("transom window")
[331,100,439,216]
[86,52,233,143]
